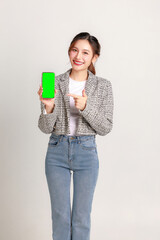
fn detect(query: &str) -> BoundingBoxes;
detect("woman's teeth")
[73,60,84,65]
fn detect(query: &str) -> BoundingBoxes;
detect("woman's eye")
[72,49,88,54]
[72,49,88,55]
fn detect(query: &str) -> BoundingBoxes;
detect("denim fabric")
[45,133,99,240]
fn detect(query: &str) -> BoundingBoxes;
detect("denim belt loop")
[59,135,63,142]
[77,136,81,144]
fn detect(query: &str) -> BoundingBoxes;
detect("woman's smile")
[73,60,84,66]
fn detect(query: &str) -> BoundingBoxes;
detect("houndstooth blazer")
[38,68,114,136]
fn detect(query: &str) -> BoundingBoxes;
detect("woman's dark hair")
[68,32,101,75]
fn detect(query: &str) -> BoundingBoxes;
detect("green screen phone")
[42,72,55,98]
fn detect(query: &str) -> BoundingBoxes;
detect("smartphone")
[41,72,55,98]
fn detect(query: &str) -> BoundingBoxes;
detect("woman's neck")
[69,69,89,82]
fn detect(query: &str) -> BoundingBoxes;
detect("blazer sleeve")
[79,80,114,136]
[38,101,58,134]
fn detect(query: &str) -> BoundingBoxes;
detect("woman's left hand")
[67,89,87,111]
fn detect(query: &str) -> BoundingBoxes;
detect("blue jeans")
[45,133,99,240]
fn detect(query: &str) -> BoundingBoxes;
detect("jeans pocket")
[79,138,96,151]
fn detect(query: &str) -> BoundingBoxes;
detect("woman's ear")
[92,54,99,65]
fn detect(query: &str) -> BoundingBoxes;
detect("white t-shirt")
[43,77,87,135]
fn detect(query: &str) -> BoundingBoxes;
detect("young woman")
[37,32,114,240]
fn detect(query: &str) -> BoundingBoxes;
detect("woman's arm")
[79,80,114,136]
[38,101,57,134]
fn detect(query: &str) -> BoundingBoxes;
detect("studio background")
[0,0,160,239]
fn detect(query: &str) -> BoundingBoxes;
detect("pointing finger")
[67,93,81,98]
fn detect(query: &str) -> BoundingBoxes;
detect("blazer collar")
[59,68,96,97]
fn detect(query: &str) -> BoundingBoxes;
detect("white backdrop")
[0,0,160,239]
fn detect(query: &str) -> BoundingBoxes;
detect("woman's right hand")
[37,84,58,109]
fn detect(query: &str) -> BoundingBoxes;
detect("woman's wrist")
[45,104,55,114]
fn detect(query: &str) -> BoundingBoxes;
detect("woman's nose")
[76,52,82,59]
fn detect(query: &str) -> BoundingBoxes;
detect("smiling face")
[69,39,98,71]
